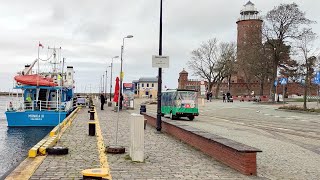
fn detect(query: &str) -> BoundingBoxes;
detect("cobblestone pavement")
[97,104,262,180]
[31,108,100,180]
[144,99,320,180]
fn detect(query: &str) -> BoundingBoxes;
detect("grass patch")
[279,105,320,113]
[124,154,145,163]
[292,98,319,102]
[124,154,132,161]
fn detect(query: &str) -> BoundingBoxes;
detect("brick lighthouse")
[235,1,263,83]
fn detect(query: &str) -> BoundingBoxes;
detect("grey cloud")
[0,0,320,93]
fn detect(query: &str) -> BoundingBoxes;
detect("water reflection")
[0,96,52,177]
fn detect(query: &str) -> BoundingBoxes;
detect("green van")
[161,89,199,120]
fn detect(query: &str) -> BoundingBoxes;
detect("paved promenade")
[31,108,100,179]
[145,99,320,180]
[97,105,258,180]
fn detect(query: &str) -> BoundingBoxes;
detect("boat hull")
[5,111,68,127]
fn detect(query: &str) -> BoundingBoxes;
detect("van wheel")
[170,112,175,120]
[188,116,195,121]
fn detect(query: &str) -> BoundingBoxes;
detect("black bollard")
[88,122,96,136]
[90,104,95,111]
[89,111,95,120]
[140,104,146,114]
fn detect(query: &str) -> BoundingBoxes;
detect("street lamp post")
[156,0,163,132]
[116,35,133,146]
[109,56,119,101]
[117,35,133,113]
[102,74,105,94]
[104,67,108,100]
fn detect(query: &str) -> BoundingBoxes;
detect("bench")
[143,113,262,176]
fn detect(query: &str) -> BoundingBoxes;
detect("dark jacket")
[100,94,105,104]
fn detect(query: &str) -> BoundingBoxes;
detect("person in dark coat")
[209,91,213,102]
[100,93,105,110]
[206,92,210,102]
[226,92,231,102]
[119,93,124,110]
[222,93,226,102]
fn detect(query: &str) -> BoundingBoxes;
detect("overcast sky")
[0,0,319,93]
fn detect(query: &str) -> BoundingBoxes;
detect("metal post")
[102,74,105,94]
[156,0,163,132]
[276,81,278,102]
[105,70,108,98]
[100,76,102,94]
[110,61,113,102]
[317,85,319,107]
[283,85,285,105]
[118,41,125,113]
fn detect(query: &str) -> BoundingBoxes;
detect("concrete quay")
[4,102,264,180]
[30,108,101,180]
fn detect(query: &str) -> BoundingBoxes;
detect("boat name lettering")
[28,114,44,120]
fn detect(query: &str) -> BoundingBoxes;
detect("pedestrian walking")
[100,93,105,110]
[119,93,123,110]
[206,92,210,102]
[209,91,213,102]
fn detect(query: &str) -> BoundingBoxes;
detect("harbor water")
[0,96,52,178]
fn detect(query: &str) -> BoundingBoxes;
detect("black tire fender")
[47,146,69,155]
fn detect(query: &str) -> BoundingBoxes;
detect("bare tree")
[188,38,236,97]
[296,29,317,109]
[263,3,315,102]
[214,42,237,98]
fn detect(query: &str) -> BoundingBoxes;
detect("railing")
[6,100,74,112]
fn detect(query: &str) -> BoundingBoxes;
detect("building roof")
[245,1,254,6]
[138,77,158,82]
[179,68,188,74]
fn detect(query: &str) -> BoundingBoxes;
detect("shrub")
[279,105,320,112]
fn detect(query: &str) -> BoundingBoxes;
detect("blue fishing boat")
[5,46,75,127]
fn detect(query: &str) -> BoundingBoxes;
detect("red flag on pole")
[39,42,44,48]
[113,77,120,102]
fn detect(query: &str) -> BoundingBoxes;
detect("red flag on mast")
[39,42,44,48]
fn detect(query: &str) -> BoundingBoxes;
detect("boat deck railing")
[6,100,73,112]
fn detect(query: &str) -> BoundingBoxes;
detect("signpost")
[200,81,205,106]
[152,54,169,132]
[313,71,320,107]
[280,78,288,104]
[274,80,278,102]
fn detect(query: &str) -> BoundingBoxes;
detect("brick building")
[178,69,207,92]
[235,0,263,84]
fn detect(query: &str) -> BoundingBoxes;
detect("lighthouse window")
[68,72,71,76]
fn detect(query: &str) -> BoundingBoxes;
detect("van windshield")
[177,91,197,100]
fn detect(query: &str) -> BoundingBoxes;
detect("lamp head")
[126,35,134,38]
[113,56,119,58]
